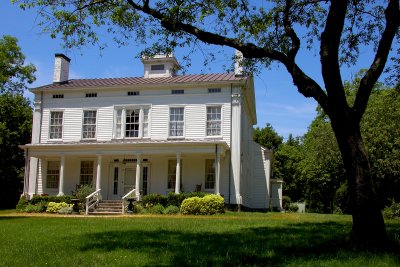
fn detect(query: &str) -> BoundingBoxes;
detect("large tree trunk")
[332,119,387,247]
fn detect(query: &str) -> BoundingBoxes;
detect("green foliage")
[180,195,225,215]
[0,35,36,94]
[23,204,44,213]
[46,202,70,213]
[253,123,283,150]
[147,204,165,214]
[142,194,168,208]
[185,191,208,198]
[133,203,145,214]
[73,185,95,204]
[282,196,292,211]
[382,200,400,220]
[30,195,72,205]
[0,93,32,209]
[287,203,299,213]
[166,192,186,207]
[163,205,180,215]
[58,206,73,214]
[15,196,28,211]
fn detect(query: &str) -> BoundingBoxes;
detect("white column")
[175,153,181,194]
[231,92,242,206]
[28,157,38,198]
[215,154,221,196]
[135,154,142,199]
[96,155,102,191]
[58,155,65,196]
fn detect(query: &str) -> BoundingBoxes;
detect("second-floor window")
[49,111,63,140]
[169,107,184,137]
[82,110,97,139]
[206,106,222,136]
[114,107,150,139]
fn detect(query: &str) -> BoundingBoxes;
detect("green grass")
[0,211,399,266]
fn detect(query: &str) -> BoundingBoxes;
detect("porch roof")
[20,139,229,157]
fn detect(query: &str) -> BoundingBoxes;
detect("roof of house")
[33,73,246,90]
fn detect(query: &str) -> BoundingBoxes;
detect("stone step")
[89,211,123,215]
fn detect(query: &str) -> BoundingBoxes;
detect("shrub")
[282,196,292,210]
[142,194,167,207]
[287,203,299,213]
[46,202,70,213]
[24,204,43,213]
[382,200,400,220]
[73,185,95,203]
[147,204,165,214]
[199,195,225,215]
[133,203,146,214]
[181,197,202,215]
[186,191,208,199]
[30,195,72,205]
[166,192,186,207]
[58,206,73,214]
[164,205,180,215]
[16,196,28,211]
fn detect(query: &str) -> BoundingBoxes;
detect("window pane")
[205,159,215,189]
[46,161,60,188]
[206,106,221,136]
[80,161,94,185]
[169,108,184,136]
[83,110,97,139]
[50,111,63,139]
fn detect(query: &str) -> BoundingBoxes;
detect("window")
[206,106,222,136]
[171,89,184,94]
[167,159,182,189]
[205,159,215,189]
[82,110,97,139]
[80,160,94,185]
[151,64,165,71]
[52,94,64,99]
[49,111,63,139]
[208,88,221,93]
[46,161,60,189]
[114,107,150,138]
[169,107,184,137]
[128,91,139,96]
[85,93,97,98]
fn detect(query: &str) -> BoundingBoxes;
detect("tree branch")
[283,0,300,60]
[352,0,400,122]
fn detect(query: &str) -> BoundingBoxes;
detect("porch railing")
[85,189,101,215]
[122,188,136,214]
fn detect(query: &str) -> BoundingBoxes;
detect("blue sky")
[1,1,385,139]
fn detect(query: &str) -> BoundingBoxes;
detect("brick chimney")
[53,53,71,84]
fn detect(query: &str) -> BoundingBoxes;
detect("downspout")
[228,83,233,205]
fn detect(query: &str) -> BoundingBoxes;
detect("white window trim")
[205,105,223,138]
[48,109,64,141]
[81,109,98,140]
[168,105,185,139]
[113,105,151,139]
[45,160,60,190]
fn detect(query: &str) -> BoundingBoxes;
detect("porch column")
[58,155,65,196]
[96,155,102,191]
[135,154,142,199]
[215,154,221,196]
[175,153,181,194]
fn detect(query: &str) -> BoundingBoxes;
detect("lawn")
[0,211,399,267]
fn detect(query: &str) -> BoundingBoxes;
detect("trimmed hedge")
[30,195,72,205]
[46,202,71,213]
[180,194,225,215]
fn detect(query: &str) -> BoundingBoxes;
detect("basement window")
[172,89,184,95]
[128,91,140,96]
[52,94,64,99]
[85,93,97,98]
[208,88,221,93]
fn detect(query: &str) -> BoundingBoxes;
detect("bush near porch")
[16,195,73,213]
[141,192,208,209]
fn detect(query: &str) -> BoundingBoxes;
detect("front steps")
[88,200,123,215]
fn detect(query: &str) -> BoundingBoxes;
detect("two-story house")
[21,53,282,210]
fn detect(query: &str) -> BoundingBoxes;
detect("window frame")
[168,106,185,138]
[113,105,151,139]
[167,159,183,190]
[46,160,60,189]
[151,64,165,71]
[49,110,64,140]
[82,110,97,140]
[79,160,94,185]
[204,159,216,190]
[206,105,222,137]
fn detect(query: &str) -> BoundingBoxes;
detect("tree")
[14,0,400,246]
[253,123,283,150]
[0,35,36,94]
[0,94,32,209]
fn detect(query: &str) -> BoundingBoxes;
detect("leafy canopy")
[0,35,36,94]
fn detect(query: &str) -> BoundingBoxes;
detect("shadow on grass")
[79,221,400,266]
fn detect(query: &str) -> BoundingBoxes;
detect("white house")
[21,53,282,211]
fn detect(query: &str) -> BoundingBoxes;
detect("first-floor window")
[49,111,63,139]
[82,110,97,139]
[80,160,94,185]
[169,107,184,137]
[205,159,215,189]
[167,159,182,189]
[46,161,60,189]
[206,106,222,136]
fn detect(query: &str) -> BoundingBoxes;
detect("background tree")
[253,123,283,151]
[14,0,400,246]
[0,35,36,94]
[0,35,34,209]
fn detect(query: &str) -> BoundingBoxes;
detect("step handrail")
[121,188,136,214]
[85,189,101,215]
